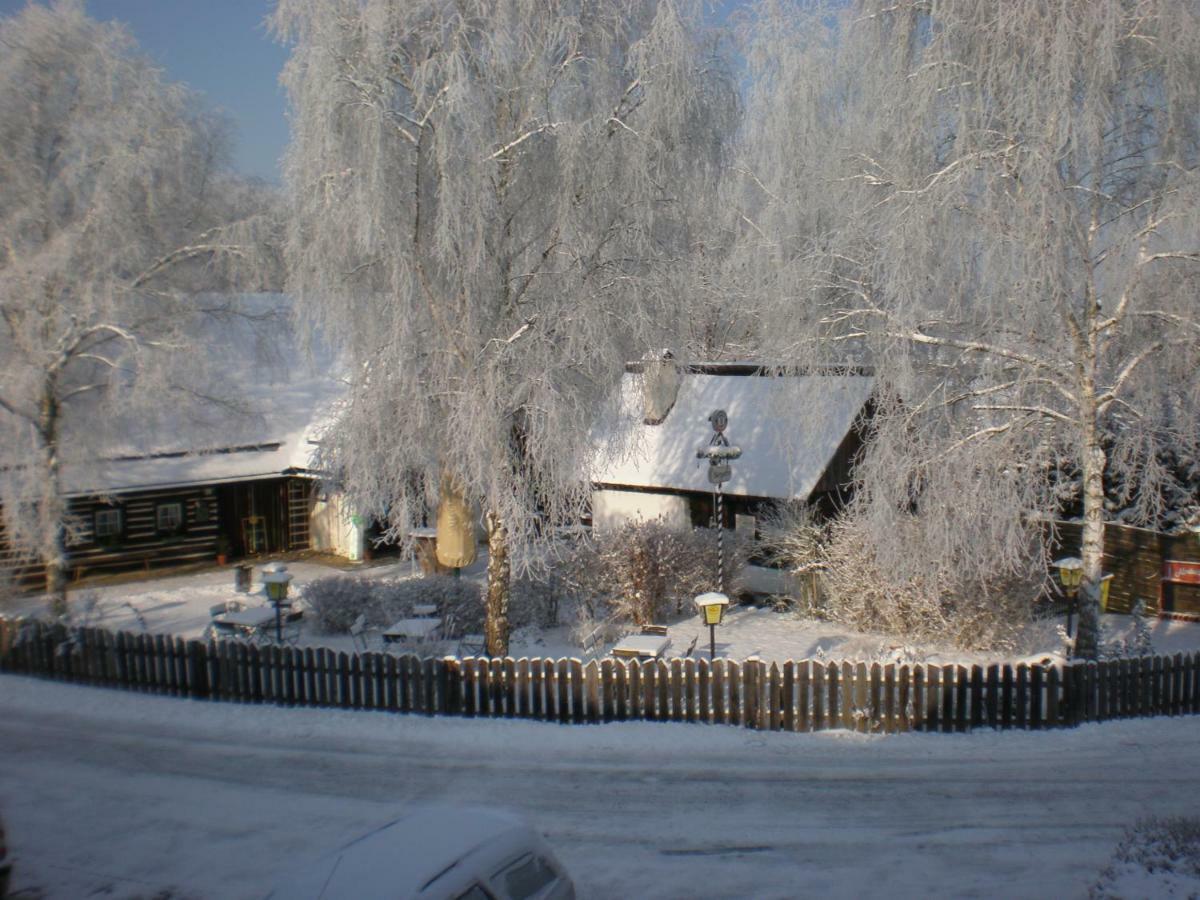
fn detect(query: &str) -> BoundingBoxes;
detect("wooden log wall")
[2,617,1197,733]
[1052,520,1200,616]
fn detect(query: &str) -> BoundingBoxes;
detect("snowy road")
[2,677,1199,899]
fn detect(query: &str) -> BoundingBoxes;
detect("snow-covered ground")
[2,676,1199,899]
[4,555,1200,665]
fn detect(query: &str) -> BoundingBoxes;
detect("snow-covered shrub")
[755,501,827,613]
[303,575,375,634]
[1099,599,1156,659]
[562,519,749,627]
[1126,599,1155,656]
[1090,816,1200,899]
[305,574,485,634]
[510,574,563,629]
[372,576,483,632]
[813,515,1040,652]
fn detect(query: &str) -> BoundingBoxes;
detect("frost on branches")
[739,0,1200,658]
[271,0,738,654]
[0,2,281,610]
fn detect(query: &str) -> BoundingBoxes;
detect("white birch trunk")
[485,510,511,658]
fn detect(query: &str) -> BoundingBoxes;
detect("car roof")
[265,805,538,900]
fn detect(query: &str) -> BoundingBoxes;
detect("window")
[192,497,212,525]
[496,854,558,900]
[94,507,124,545]
[156,501,185,536]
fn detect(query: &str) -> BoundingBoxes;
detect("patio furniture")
[209,599,246,618]
[581,625,605,658]
[350,613,370,651]
[611,633,672,660]
[457,633,487,656]
[684,635,698,658]
[411,603,439,618]
[211,605,279,641]
[640,624,668,636]
[382,617,442,644]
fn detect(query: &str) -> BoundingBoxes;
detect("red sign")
[1163,560,1200,585]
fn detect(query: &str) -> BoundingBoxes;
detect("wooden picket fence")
[1,617,1198,732]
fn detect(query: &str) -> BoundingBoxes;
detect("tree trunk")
[484,510,510,657]
[1074,440,1105,660]
[1074,305,1104,660]
[40,384,69,617]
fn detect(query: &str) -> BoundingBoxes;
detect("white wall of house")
[591,488,690,532]
[309,492,364,561]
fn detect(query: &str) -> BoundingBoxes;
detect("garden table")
[211,605,278,639]
[610,634,672,660]
[382,617,443,643]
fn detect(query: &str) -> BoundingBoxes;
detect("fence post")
[1046,666,1061,728]
[842,662,857,731]
[556,658,571,724]
[783,661,796,732]
[528,656,543,719]
[767,662,782,731]
[516,657,531,719]
[728,661,744,727]
[571,658,585,724]
[611,659,626,722]
[744,659,760,730]
[797,661,811,733]
[1030,665,1045,729]
[811,663,826,731]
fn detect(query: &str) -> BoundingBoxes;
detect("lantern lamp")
[1054,557,1083,597]
[261,563,294,643]
[694,591,730,660]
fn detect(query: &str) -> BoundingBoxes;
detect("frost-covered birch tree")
[272,0,735,655]
[0,1,280,610]
[745,0,1200,657]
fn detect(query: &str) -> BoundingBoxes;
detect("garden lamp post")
[1054,557,1083,640]
[262,563,294,644]
[696,409,741,594]
[694,591,730,661]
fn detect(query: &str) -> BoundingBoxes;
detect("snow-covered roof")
[59,294,343,496]
[592,371,875,500]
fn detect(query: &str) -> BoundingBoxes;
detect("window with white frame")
[156,501,184,535]
[94,507,124,544]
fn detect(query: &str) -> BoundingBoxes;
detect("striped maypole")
[716,483,725,594]
[698,408,740,595]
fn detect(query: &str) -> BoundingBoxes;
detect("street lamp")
[1054,556,1083,638]
[694,591,730,661]
[261,562,294,643]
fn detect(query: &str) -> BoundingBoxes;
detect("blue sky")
[0,1,289,181]
[0,1,748,184]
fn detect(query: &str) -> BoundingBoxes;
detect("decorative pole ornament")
[697,409,741,593]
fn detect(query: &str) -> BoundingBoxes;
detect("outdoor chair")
[457,631,487,657]
[350,613,370,651]
[281,616,302,646]
[640,624,668,636]
[437,612,456,652]
[580,625,606,659]
[209,599,246,618]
